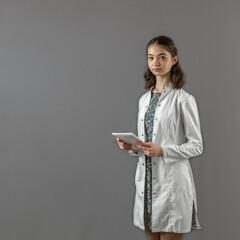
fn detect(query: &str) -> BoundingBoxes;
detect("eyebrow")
[148,53,167,56]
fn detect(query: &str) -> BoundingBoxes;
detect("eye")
[148,57,153,60]
[160,56,166,60]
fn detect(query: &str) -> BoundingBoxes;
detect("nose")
[153,59,160,66]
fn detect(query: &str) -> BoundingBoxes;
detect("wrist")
[158,146,163,156]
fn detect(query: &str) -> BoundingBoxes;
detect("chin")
[154,73,163,76]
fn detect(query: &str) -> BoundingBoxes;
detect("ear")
[173,56,178,65]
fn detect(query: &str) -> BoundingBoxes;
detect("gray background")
[0,0,239,239]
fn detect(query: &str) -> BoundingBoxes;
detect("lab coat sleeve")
[161,95,203,163]
[128,98,143,157]
[128,149,141,156]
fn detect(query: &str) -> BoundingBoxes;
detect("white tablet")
[112,132,143,150]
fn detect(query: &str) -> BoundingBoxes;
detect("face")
[147,44,178,77]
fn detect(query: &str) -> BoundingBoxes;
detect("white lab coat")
[128,83,203,233]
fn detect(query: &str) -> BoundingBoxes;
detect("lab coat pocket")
[170,188,193,230]
[177,161,192,193]
[134,162,141,184]
[135,178,144,198]
[135,160,144,195]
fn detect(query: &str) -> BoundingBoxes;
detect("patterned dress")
[143,91,198,230]
[144,91,161,229]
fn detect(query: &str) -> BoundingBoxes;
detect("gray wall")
[0,0,239,239]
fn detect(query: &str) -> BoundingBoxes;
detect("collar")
[150,82,174,93]
[141,83,173,109]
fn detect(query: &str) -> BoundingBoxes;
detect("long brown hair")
[144,35,185,90]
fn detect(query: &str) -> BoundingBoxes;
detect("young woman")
[116,35,203,240]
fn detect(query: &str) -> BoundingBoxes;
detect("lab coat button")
[142,134,143,136]
[153,162,156,165]
[141,119,143,121]
[154,133,156,135]
[142,163,144,165]
[153,177,156,180]
[159,104,161,106]
[155,118,157,120]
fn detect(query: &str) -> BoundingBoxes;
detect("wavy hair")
[144,35,185,90]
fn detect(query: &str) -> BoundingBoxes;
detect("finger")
[121,142,131,148]
[139,142,152,148]
[118,139,126,144]
[135,142,147,147]
[143,151,149,157]
[139,145,151,150]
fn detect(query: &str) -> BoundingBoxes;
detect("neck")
[155,74,172,91]
[152,80,172,93]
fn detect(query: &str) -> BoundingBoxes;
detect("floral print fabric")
[192,201,198,228]
[144,91,161,230]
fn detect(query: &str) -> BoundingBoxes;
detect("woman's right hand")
[116,137,135,151]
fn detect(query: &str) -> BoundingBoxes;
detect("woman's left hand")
[134,141,163,157]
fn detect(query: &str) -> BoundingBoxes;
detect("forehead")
[147,44,170,56]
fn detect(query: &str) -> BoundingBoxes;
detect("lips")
[153,68,161,71]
